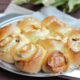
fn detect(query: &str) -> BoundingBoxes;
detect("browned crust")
[41,39,76,73]
[67,28,80,65]
[68,28,80,37]
[42,16,69,30]
[42,51,68,73]
[0,51,14,63]
[0,25,15,41]
[15,45,46,73]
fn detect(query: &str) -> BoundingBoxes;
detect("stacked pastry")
[0,16,80,74]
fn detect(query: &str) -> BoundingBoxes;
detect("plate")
[0,13,79,77]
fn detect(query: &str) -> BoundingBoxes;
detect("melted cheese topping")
[35,27,50,40]
[25,27,51,43]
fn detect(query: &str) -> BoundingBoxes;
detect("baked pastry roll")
[0,25,19,63]
[17,17,51,43]
[12,34,32,61]
[67,28,80,53]
[14,44,46,73]
[17,17,41,33]
[67,28,80,65]
[0,36,16,63]
[0,25,15,41]
[23,27,51,43]
[0,25,23,63]
[42,16,72,40]
[0,16,79,74]
[38,39,75,74]
[42,51,68,73]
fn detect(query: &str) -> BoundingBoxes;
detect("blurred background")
[0,0,80,18]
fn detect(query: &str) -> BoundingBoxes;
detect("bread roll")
[23,27,50,43]
[0,25,15,41]
[67,28,80,65]
[67,28,80,53]
[15,44,46,73]
[17,17,41,33]
[40,39,75,73]
[0,25,22,63]
[17,17,51,43]
[42,51,68,73]
[42,16,72,40]
[0,36,17,63]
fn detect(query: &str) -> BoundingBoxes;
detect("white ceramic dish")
[0,13,79,77]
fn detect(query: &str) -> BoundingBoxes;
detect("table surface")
[0,0,80,80]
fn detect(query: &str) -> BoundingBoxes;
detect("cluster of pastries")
[0,16,80,74]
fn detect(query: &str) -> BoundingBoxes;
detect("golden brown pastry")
[17,17,41,33]
[23,27,51,43]
[0,25,22,63]
[42,51,68,73]
[0,36,17,63]
[67,28,80,65]
[14,44,46,73]
[17,17,51,43]
[67,28,80,53]
[39,39,76,73]
[0,25,15,41]
[42,16,72,40]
